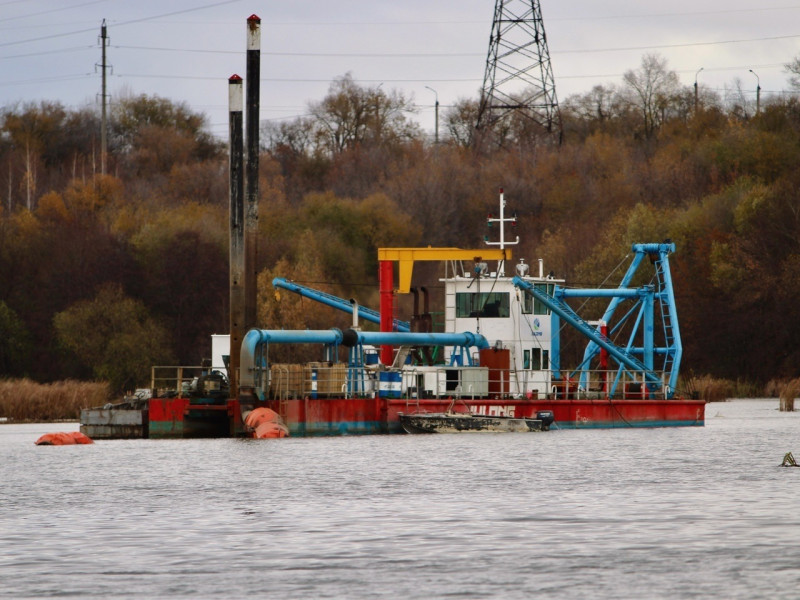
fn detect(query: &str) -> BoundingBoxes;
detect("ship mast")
[484,188,519,276]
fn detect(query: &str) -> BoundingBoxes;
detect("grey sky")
[1,0,797,137]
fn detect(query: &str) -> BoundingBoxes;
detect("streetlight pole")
[425,85,439,144]
[749,69,761,115]
[694,67,704,115]
[374,82,384,141]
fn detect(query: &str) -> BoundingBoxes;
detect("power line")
[135,6,800,26]
[116,73,481,83]
[0,45,93,60]
[0,0,108,25]
[106,30,800,61]
[555,33,800,55]
[0,73,94,88]
[548,5,800,21]
[0,0,242,48]
[113,44,482,58]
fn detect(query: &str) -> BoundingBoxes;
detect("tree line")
[1,54,800,392]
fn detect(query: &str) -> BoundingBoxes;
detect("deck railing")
[150,365,207,397]
[265,363,670,401]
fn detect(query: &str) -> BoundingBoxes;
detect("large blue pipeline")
[239,327,488,393]
[272,277,410,332]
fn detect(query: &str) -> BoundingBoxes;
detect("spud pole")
[245,14,261,330]
[229,74,245,397]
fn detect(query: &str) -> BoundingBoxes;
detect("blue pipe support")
[512,276,663,386]
[657,252,682,395]
[550,306,561,377]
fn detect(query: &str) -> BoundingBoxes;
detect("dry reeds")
[682,375,770,402]
[684,375,736,402]
[778,378,800,412]
[0,378,111,422]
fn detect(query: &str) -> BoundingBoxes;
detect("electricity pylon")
[476,0,562,143]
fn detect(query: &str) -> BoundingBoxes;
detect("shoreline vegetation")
[0,379,110,423]
[0,377,796,423]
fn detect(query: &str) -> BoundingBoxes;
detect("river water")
[2,399,800,599]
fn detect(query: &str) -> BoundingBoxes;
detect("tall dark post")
[749,69,761,116]
[245,14,261,330]
[100,19,108,174]
[693,67,703,115]
[228,75,245,397]
[434,97,439,145]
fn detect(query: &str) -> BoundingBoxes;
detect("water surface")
[2,399,799,599]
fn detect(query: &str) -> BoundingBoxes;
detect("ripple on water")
[2,400,800,599]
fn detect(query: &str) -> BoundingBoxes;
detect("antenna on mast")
[484,188,519,276]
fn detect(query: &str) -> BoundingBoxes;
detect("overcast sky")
[1,0,798,138]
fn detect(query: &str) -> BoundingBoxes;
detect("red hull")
[142,396,704,438]
[263,396,705,436]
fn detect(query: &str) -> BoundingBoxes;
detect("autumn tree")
[0,300,32,376]
[785,55,800,90]
[53,284,175,392]
[111,93,222,177]
[129,204,228,365]
[443,98,480,148]
[309,73,419,154]
[622,54,681,138]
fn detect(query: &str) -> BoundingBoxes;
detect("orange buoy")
[35,431,94,445]
[244,407,281,429]
[244,407,289,438]
[254,420,289,439]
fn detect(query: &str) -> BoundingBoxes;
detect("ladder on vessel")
[655,259,674,377]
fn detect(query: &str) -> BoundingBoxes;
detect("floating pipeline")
[244,407,289,438]
[35,431,94,445]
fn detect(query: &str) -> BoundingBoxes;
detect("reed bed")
[778,377,800,412]
[0,379,111,422]
[684,375,736,402]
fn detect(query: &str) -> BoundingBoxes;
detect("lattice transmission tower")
[476,0,562,142]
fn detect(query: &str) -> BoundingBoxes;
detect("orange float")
[35,431,94,445]
[244,407,289,438]
[254,420,289,438]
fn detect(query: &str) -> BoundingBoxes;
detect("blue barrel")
[378,371,401,398]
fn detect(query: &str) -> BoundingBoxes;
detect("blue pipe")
[272,277,410,332]
[561,288,647,299]
[346,330,488,349]
[633,242,676,254]
[239,328,346,392]
[239,327,489,396]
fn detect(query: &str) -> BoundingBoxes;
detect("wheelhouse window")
[455,292,510,318]
[521,283,555,315]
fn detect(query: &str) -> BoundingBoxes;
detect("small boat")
[399,410,553,434]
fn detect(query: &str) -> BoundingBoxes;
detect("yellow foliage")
[63,174,123,214]
[130,202,228,253]
[36,191,70,223]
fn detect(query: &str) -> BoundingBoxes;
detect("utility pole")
[476,0,562,142]
[749,69,761,115]
[98,19,109,175]
[694,67,703,115]
[425,86,439,144]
